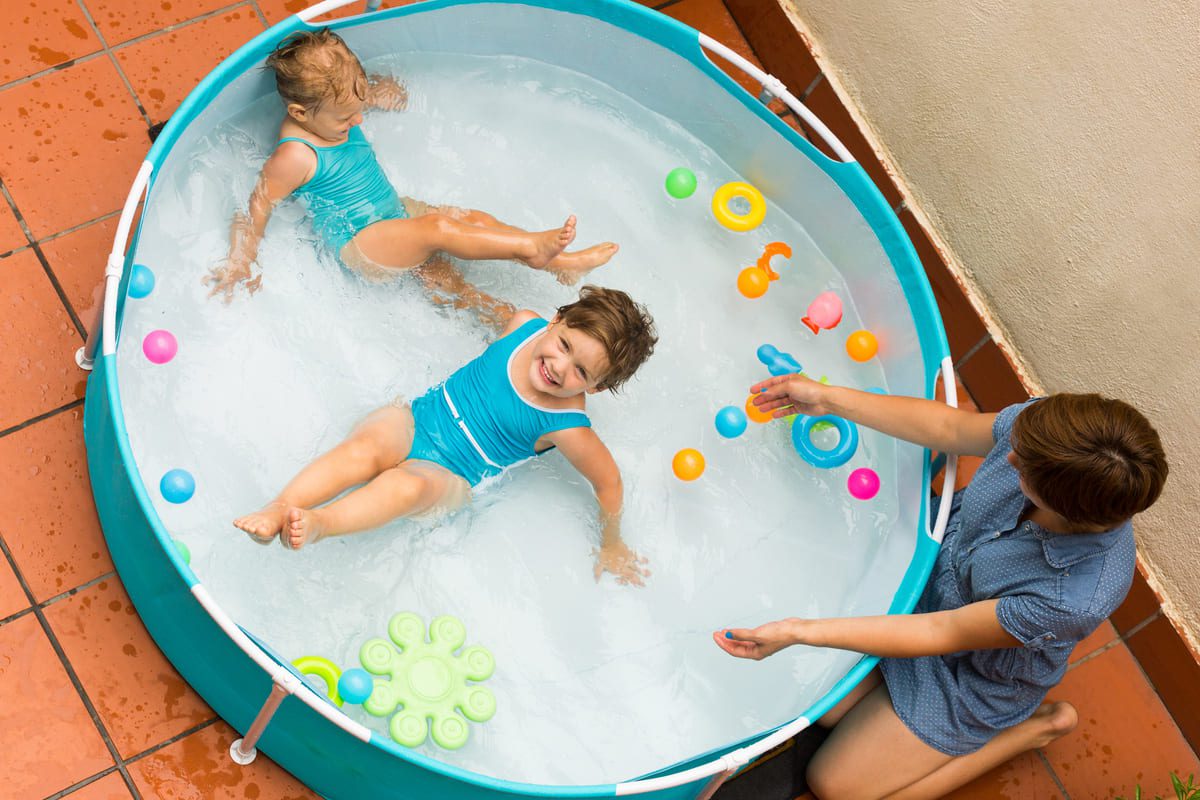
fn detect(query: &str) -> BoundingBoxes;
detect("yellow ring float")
[711,181,767,232]
[293,655,344,706]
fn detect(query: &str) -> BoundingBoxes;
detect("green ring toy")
[293,655,343,707]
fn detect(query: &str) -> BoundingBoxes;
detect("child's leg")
[415,255,516,332]
[233,404,414,543]
[280,460,469,549]
[347,213,576,272]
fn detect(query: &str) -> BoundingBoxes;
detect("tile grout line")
[0,535,142,799]
[0,398,85,440]
[1066,609,1162,672]
[0,571,119,631]
[1036,747,1072,800]
[73,0,153,128]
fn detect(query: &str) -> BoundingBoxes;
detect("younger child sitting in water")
[205,28,618,303]
[234,286,657,586]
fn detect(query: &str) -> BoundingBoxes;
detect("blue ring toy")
[791,414,859,469]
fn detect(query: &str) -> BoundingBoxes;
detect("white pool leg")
[230,682,290,765]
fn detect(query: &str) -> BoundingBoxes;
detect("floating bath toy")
[159,469,195,504]
[736,266,770,298]
[791,414,859,469]
[142,329,178,364]
[360,613,496,750]
[846,329,879,362]
[338,668,375,705]
[672,448,706,480]
[128,264,155,299]
[745,394,775,424]
[294,655,344,707]
[172,538,191,565]
[757,344,802,377]
[848,468,881,500]
[756,241,792,279]
[664,167,697,199]
[712,181,766,232]
[714,406,748,439]
[802,291,843,334]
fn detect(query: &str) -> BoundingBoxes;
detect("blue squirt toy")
[756,344,802,376]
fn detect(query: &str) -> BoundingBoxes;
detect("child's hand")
[593,539,650,587]
[712,618,805,661]
[367,75,408,111]
[204,259,262,303]
[749,373,831,419]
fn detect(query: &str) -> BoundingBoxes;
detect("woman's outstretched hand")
[713,618,805,661]
[749,373,832,419]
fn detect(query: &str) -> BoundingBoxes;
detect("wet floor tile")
[0,248,84,430]
[943,751,1063,799]
[127,720,319,799]
[0,407,113,601]
[663,0,769,100]
[0,614,114,797]
[0,554,30,620]
[256,0,421,27]
[1110,566,1160,634]
[0,201,28,252]
[83,0,232,46]
[39,216,118,338]
[1125,614,1200,756]
[60,771,136,799]
[1042,641,1200,799]
[44,576,215,758]
[724,0,822,100]
[114,8,266,125]
[0,57,146,238]
[957,340,1030,413]
[0,0,103,84]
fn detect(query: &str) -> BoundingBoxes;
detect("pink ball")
[143,330,178,364]
[806,291,843,330]
[847,467,880,500]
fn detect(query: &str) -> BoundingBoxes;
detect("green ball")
[173,538,191,565]
[665,167,697,199]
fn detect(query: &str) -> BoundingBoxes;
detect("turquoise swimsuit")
[278,126,409,255]
[408,318,592,486]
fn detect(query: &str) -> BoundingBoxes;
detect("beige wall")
[781,1,1200,646]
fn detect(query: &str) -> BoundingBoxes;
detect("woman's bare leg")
[233,405,413,543]
[280,461,467,549]
[816,668,882,728]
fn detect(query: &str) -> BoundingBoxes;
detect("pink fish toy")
[802,291,843,334]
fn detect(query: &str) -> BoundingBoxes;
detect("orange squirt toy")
[736,241,792,299]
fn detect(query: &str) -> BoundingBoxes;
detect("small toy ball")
[848,468,881,500]
[143,329,178,364]
[714,406,748,439]
[737,267,770,299]
[802,291,843,334]
[172,538,191,565]
[672,448,705,481]
[160,469,195,504]
[338,667,374,705]
[128,264,155,299]
[745,394,774,424]
[846,330,879,362]
[665,167,697,199]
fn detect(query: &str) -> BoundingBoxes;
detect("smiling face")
[527,318,610,399]
[288,92,364,144]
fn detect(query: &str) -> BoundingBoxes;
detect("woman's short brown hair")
[1011,394,1168,528]
[556,285,657,392]
[265,28,367,112]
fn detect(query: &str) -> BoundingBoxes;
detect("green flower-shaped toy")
[360,612,496,750]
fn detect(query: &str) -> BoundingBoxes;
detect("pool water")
[118,51,901,784]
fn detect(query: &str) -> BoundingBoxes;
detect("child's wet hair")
[1011,393,1168,528]
[556,286,657,392]
[265,28,367,112]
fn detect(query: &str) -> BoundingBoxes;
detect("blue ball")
[128,264,156,299]
[715,406,748,439]
[338,668,374,705]
[160,469,195,504]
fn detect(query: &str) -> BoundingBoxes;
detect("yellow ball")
[736,267,769,299]
[672,448,706,481]
[846,329,879,362]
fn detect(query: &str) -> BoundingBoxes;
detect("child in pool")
[234,286,658,586]
[714,376,1168,800]
[204,28,618,304]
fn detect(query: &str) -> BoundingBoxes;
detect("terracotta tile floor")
[1,1,1196,798]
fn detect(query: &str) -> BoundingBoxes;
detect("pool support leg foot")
[230,682,290,765]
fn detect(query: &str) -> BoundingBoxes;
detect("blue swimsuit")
[408,318,592,486]
[278,126,408,254]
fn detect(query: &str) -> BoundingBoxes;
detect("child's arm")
[752,374,998,457]
[205,143,312,301]
[366,74,408,111]
[541,425,649,587]
[715,599,1018,661]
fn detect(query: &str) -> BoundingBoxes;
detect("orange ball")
[745,394,775,424]
[736,267,769,299]
[846,329,878,362]
[672,448,706,481]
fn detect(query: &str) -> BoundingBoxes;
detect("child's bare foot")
[233,502,288,545]
[524,215,577,269]
[281,506,326,550]
[547,242,619,285]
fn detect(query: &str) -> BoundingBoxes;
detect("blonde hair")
[265,28,367,112]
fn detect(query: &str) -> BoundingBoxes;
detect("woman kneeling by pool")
[715,374,1167,800]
